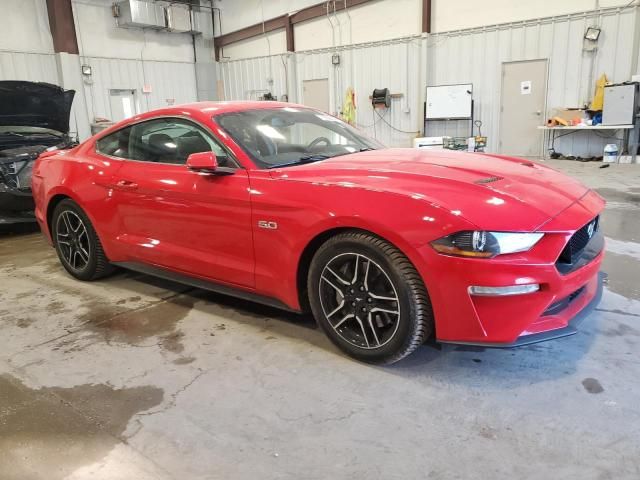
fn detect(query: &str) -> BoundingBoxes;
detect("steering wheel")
[308,136,331,149]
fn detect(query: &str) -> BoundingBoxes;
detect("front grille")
[558,216,599,264]
[542,286,585,316]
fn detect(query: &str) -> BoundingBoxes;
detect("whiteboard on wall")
[426,84,473,120]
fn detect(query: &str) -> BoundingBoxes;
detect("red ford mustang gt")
[32,101,605,364]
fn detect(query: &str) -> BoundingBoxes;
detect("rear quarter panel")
[32,144,123,256]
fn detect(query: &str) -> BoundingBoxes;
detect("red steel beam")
[214,14,288,48]
[422,0,432,33]
[285,15,295,52]
[45,0,79,54]
[214,0,377,59]
[290,0,374,25]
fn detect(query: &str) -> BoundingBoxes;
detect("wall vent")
[115,0,166,29]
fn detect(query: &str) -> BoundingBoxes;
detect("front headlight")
[431,231,544,258]
[15,160,34,189]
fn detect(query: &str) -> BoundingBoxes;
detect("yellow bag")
[341,87,356,126]
[591,73,608,111]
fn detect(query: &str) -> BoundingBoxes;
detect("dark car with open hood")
[0,81,76,225]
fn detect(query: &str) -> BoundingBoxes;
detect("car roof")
[91,101,315,142]
[161,101,303,116]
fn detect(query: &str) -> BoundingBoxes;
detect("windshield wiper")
[267,153,331,169]
[359,147,375,151]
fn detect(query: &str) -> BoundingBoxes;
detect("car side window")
[96,118,235,167]
[96,126,133,158]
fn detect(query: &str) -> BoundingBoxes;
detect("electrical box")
[115,0,166,29]
[603,83,639,125]
[166,3,191,32]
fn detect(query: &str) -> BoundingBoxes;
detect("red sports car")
[32,102,605,364]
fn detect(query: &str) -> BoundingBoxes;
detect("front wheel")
[51,199,114,281]
[308,231,433,364]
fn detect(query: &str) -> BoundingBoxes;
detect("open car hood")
[0,81,75,134]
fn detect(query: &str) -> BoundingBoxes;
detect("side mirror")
[186,151,218,173]
[186,151,235,176]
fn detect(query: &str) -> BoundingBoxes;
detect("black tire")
[51,199,114,281]
[308,231,433,365]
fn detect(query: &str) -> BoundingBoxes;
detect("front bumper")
[416,190,605,346]
[439,272,604,348]
[0,185,35,224]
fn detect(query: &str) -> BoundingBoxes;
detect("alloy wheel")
[56,210,91,271]
[318,253,401,349]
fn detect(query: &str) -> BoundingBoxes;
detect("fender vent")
[475,176,503,184]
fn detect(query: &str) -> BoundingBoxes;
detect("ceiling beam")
[45,0,79,54]
[289,0,374,25]
[214,0,377,59]
[285,15,295,52]
[214,14,287,48]
[422,0,432,33]
[214,14,288,61]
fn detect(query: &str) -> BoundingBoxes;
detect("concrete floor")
[1,159,639,480]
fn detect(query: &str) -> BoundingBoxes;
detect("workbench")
[537,124,636,163]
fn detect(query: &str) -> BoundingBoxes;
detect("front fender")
[250,177,473,310]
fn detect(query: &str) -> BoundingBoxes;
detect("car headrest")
[177,135,211,161]
[148,133,177,161]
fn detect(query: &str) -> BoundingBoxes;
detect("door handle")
[114,179,139,191]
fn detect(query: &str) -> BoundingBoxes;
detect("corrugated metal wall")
[218,37,424,147]
[220,55,289,102]
[426,7,638,156]
[297,40,423,147]
[0,51,58,83]
[80,56,198,122]
[0,51,198,130]
[218,6,639,155]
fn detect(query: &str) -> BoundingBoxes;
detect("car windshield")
[215,107,383,169]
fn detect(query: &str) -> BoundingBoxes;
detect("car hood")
[269,148,592,231]
[0,81,75,134]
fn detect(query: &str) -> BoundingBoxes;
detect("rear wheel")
[52,199,114,281]
[308,231,433,364]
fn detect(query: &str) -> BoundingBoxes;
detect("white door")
[109,89,137,122]
[499,60,548,157]
[302,79,330,113]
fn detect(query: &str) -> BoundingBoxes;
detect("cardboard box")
[551,108,585,123]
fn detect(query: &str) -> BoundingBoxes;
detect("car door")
[96,117,254,288]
